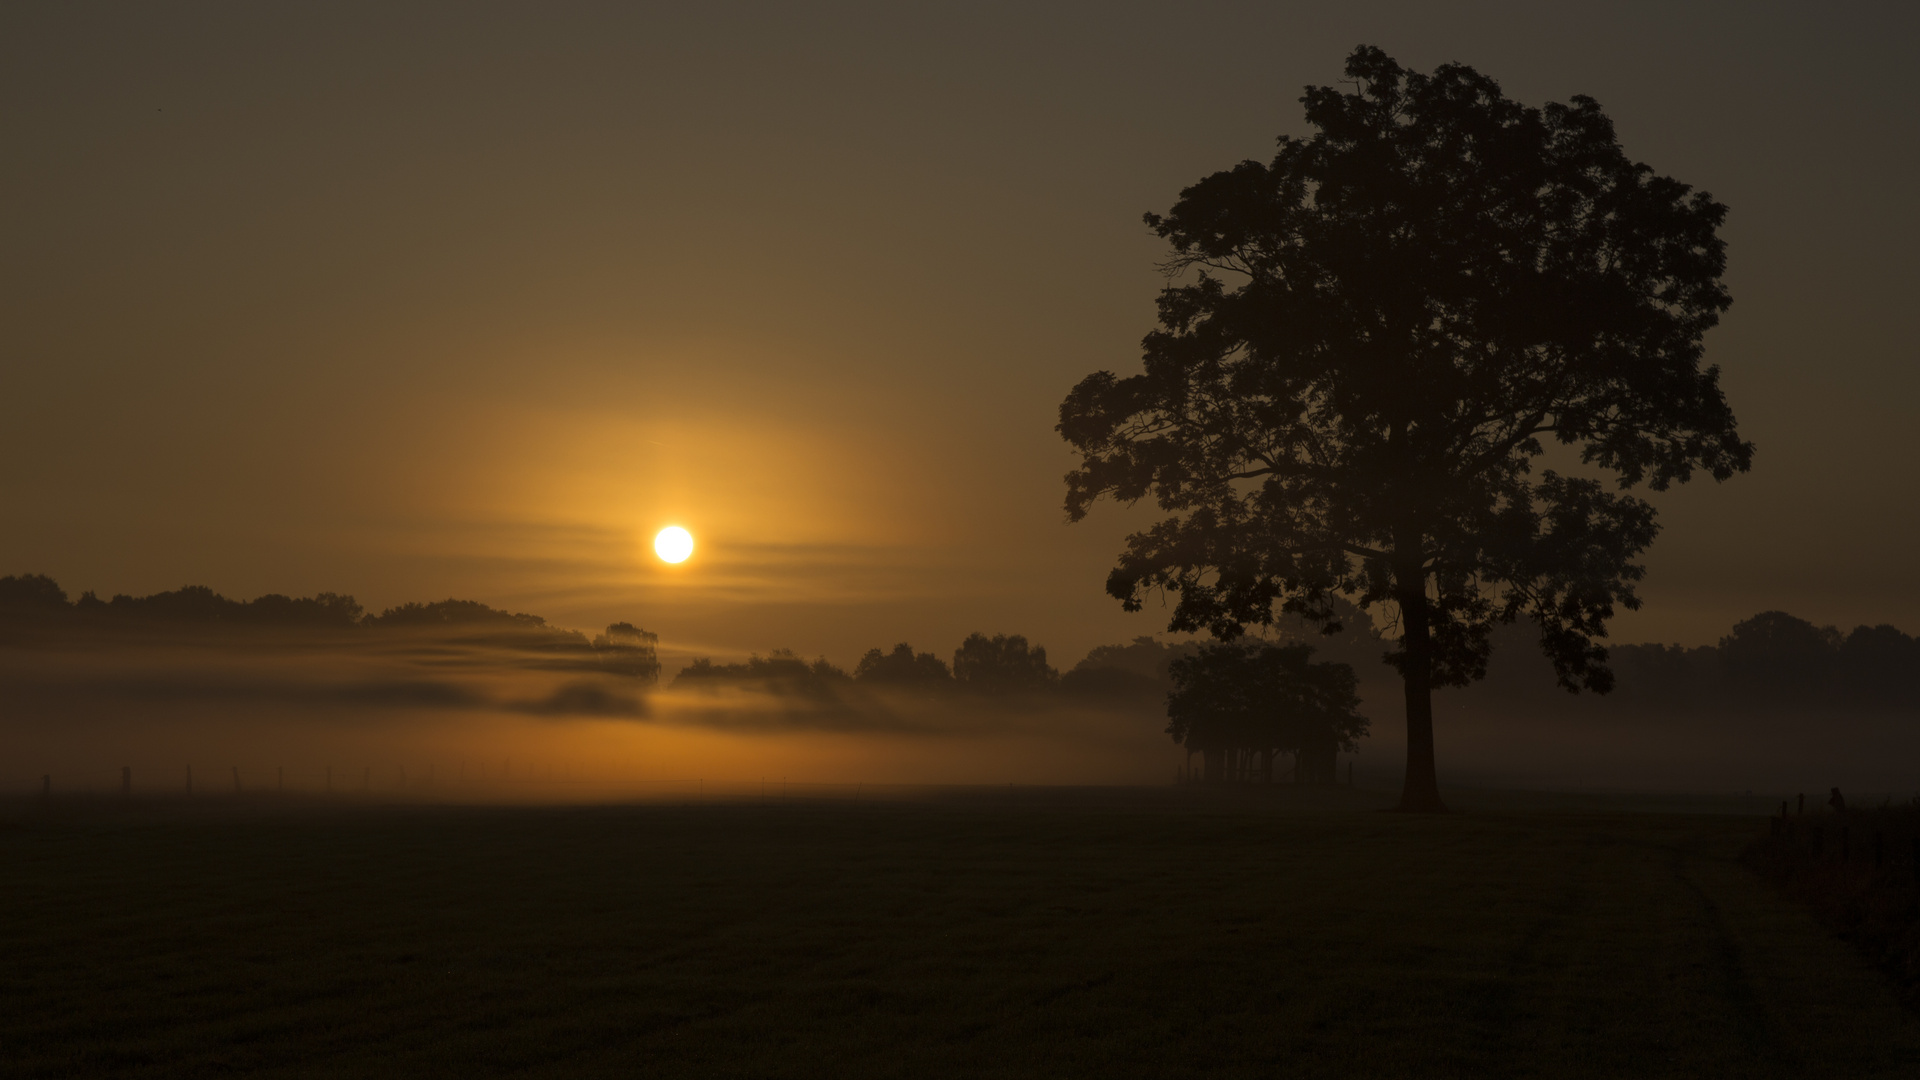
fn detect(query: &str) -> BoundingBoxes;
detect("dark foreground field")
[6,787,1918,1079]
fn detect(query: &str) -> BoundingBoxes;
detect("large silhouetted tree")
[1059,47,1750,810]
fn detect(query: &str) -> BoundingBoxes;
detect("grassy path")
[4,789,1916,1078]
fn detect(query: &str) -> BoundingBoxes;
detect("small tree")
[1166,642,1366,783]
[1060,47,1750,809]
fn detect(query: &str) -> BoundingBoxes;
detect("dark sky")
[4,1,1916,667]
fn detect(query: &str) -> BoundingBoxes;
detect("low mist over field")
[8,574,1917,798]
[0,575,1180,795]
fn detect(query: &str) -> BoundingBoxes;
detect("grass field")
[6,786,1919,1078]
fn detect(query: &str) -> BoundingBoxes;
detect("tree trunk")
[1395,551,1447,812]
[1204,747,1224,783]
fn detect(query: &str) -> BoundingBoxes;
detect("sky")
[4,1,1918,673]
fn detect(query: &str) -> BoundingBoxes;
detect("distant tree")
[365,599,547,629]
[0,573,69,614]
[595,621,657,649]
[1061,636,1198,701]
[952,633,1057,690]
[1058,46,1749,810]
[854,643,953,685]
[673,649,847,693]
[239,592,364,627]
[592,622,662,683]
[1165,642,1366,784]
[105,584,239,622]
[1717,611,1841,697]
[1074,636,1194,681]
[1839,624,1920,707]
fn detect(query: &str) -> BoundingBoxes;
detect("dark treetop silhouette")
[1058,46,1750,810]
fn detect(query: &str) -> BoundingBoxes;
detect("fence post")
[122,766,131,798]
[232,766,241,795]
[187,765,193,796]
[41,774,50,803]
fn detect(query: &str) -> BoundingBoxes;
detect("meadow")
[5,786,1918,1079]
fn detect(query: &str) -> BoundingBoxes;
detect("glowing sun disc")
[654,526,694,563]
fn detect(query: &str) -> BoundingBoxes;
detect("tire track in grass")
[1672,850,1800,1080]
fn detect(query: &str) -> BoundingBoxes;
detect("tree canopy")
[1058,46,1750,809]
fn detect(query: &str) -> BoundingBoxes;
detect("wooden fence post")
[122,766,131,797]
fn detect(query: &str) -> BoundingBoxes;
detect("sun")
[653,526,694,564]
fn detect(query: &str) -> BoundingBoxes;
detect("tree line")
[672,633,1066,693]
[1482,610,1920,712]
[0,574,661,682]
